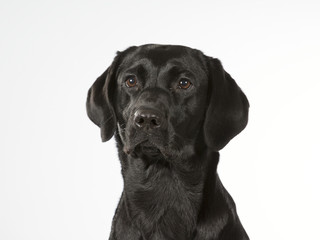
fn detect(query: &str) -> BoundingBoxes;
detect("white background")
[1,0,320,239]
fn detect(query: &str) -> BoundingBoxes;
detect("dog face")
[114,45,210,160]
[87,44,249,159]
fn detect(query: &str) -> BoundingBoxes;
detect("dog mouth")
[134,140,163,158]
[122,130,181,160]
[123,139,165,159]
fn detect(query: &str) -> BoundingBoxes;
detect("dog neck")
[118,142,221,239]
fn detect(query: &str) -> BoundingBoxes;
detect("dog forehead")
[140,45,189,66]
[119,44,206,74]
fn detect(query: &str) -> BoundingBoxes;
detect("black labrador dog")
[86,44,249,240]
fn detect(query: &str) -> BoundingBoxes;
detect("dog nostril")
[151,118,160,127]
[136,117,144,125]
[135,116,144,127]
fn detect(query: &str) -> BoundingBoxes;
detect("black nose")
[134,108,164,130]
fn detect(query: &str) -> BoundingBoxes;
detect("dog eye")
[178,78,192,89]
[125,76,137,88]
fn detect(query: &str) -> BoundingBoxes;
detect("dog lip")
[123,139,164,158]
[122,139,149,155]
[137,140,160,151]
[123,134,178,159]
[139,140,155,147]
[137,142,162,158]
[140,142,160,153]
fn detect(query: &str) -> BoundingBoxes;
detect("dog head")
[87,44,249,159]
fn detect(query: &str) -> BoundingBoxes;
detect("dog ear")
[86,51,124,142]
[86,67,116,142]
[86,47,137,142]
[204,58,249,151]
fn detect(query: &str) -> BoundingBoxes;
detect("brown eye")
[125,76,137,88]
[178,78,192,89]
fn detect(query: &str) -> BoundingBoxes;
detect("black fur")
[86,44,250,240]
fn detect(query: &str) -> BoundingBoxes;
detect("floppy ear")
[86,67,116,142]
[204,58,249,151]
[86,47,137,142]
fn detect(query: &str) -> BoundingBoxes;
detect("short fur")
[86,44,250,240]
